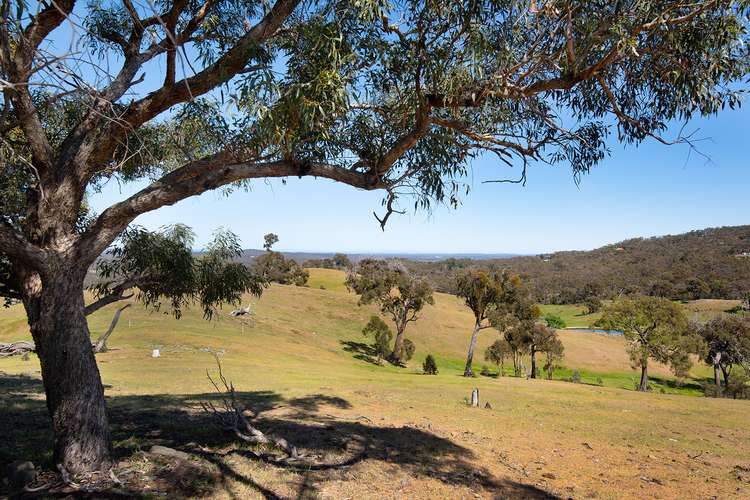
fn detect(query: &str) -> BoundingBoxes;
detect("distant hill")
[234,249,518,264]
[401,225,750,303]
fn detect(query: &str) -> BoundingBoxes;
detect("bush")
[570,370,582,383]
[583,296,603,314]
[398,338,416,362]
[543,313,567,329]
[596,377,604,386]
[726,372,750,400]
[362,316,392,362]
[423,354,438,375]
[480,365,490,377]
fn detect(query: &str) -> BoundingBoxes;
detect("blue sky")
[62,3,748,255]
[89,104,750,255]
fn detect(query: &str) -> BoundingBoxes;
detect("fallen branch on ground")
[200,355,300,459]
[0,341,35,357]
[1,304,131,357]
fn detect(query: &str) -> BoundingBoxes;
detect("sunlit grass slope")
[1,269,748,499]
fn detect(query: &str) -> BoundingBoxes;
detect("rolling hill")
[403,225,750,303]
[1,269,748,499]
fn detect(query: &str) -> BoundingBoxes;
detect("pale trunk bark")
[463,321,481,377]
[638,362,649,392]
[389,321,407,364]
[25,270,112,474]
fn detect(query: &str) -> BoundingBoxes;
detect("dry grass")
[0,269,748,499]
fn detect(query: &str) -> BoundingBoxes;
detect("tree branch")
[0,221,46,269]
[77,156,384,263]
[117,0,300,132]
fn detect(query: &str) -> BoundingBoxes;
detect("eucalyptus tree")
[525,323,562,379]
[1,0,749,473]
[457,268,538,376]
[698,315,750,393]
[597,296,696,391]
[346,259,433,363]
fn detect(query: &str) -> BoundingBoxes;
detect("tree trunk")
[713,364,722,394]
[463,321,481,377]
[530,347,537,379]
[720,365,730,389]
[638,362,649,392]
[389,323,406,364]
[25,270,112,474]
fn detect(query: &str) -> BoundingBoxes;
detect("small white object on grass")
[470,388,479,407]
[152,349,160,358]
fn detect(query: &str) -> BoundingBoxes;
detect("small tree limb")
[92,304,131,353]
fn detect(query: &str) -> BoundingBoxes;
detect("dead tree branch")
[201,355,300,459]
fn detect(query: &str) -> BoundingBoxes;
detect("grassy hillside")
[1,269,748,499]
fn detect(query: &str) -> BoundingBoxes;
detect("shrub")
[583,296,603,314]
[423,354,438,375]
[362,316,393,363]
[319,284,326,290]
[570,370,582,383]
[725,372,750,400]
[480,365,490,377]
[596,377,604,386]
[398,338,416,362]
[543,313,567,329]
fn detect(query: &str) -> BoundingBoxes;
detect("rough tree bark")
[463,321,481,377]
[23,267,112,473]
[638,362,649,392]
[529,346,537,379]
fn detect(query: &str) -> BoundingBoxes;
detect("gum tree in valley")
[597,296,696,391]
[1,0,748,473]
[698,315,750,393]
[346,259,433,363]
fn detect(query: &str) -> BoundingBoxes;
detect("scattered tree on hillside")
[456,270,505,377]
[263,233,280,252]
[524,324,563,379]
[456,269,536,377]
[1,0,748,472]
[543,337,565,380]
[252,251,309,286]
[423,354,439,375]
[698,316,750,394]
[584,296,603,315]
[503,324,531,377]
[333,253,353,270]
[544,313,567,329]
[362,315,394,363]
[485,339,512,377]
[346,260,433,364]
[597,297,695,391]
[252,234,309,286]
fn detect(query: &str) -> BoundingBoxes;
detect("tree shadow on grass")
[648,375,706,393]
[0,371,559,499]
[339,340,380,365]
